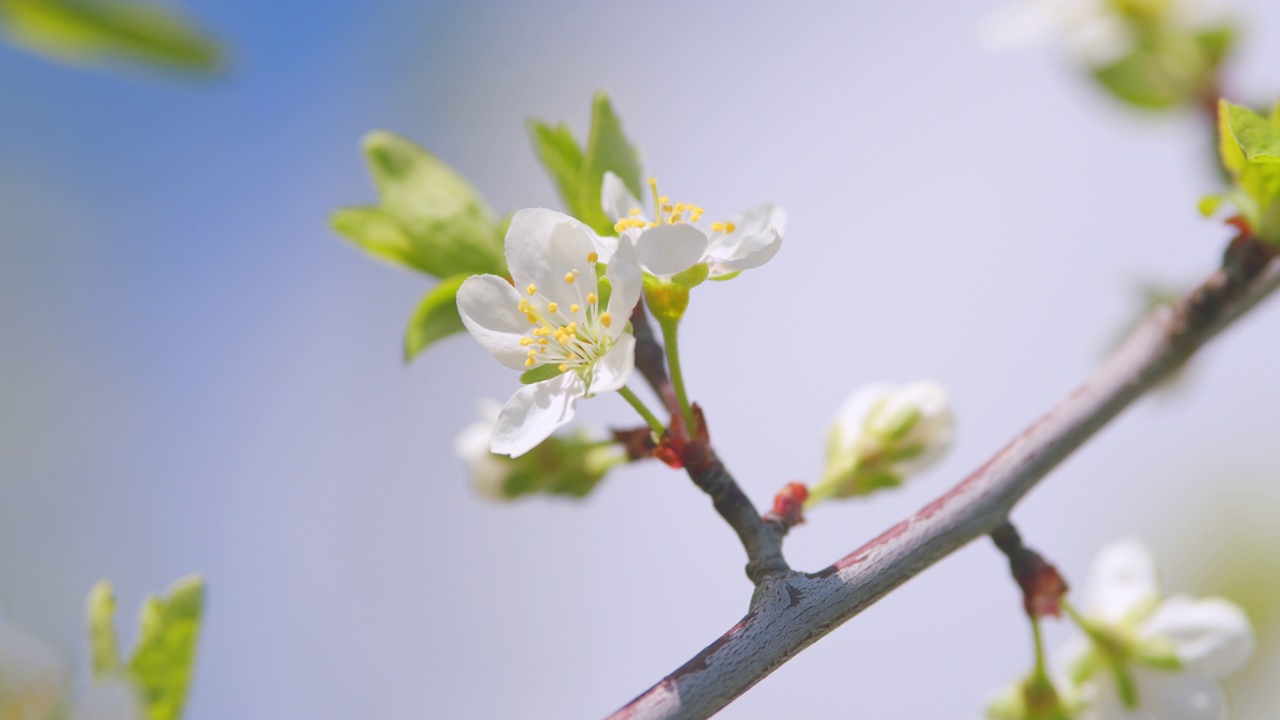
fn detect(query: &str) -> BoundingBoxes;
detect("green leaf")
[1198,194,1223,217]
[528,121,585,218]
[528,92,644,235]
[580,92,644,234]
[404,274,469,362]
[128,575,205,720]
[1092,50,1186,110]
[333,131,506,279]
[1217,99,1248,176]
[1223,101,1280,163]
[86,580,121,678]
[0,0,221,72]
[1194,25,1236,67]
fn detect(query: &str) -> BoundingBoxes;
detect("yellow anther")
[538,337,548,345]
[647,221,658,228]
[570,304,581,314]
[671,212,683,223]
[600,313,612,328]
[724,222,736,233]
[566,322,578,333]
[526,284,537,295]
[712,222,725,232]
[659,195,670,204]
[547,302,558,313]
[662,204,673,213]
[674,202,685,212]
[586,292,597,304]
[526,313,538,324]
[565,271,576,283]
[628,208,641,217]
[614,222,625,233]
[587,252,598,263]
[558,363,569,373]
[519,337,534,346]
[525,357,536,367]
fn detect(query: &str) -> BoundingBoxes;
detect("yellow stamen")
[601,313,612,328]
[525,358,536,367]
[649,177,660,220]
[588,252,599,263]
[724,222,736,233]
[558,363,569,373]
[614,222,625,233]
[570,304,580,314]
[586,293,597,304]
[711,222,725,232]
[565,271,576,283]
[519,337,534,346]
[526,313,538,324]
[526,284,537,295]
[628,208,641,217]
[538,337,548,345]
[547,302,558,313]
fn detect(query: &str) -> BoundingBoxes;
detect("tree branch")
[605,239,1280,720]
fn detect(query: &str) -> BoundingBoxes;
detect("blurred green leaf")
[1223,101,1280,163]
[529,92,643,236]
[1092,50,1185,110]
[86,580,121,678]
[528,121,585,218]
[404,274,469,362]
[1216,100,1280,242]
[128,575,204,720]
[0,0,220,72]
[333,131,507,279]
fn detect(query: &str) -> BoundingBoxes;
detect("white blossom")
[1064,540,1254,720]
[601,171,784,281]
[457,209,641,456]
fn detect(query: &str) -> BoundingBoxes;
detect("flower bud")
[808,381,954,506]
[455,401,625,500]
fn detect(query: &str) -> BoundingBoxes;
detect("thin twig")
[605,240,1280,720]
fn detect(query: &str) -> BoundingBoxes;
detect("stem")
[1030,616,1048,680]
[658,317,697,433]
[619,385,666,436]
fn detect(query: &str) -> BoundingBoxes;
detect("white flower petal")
[1086,539,1161,624]
[507,210,603,307]
[706,228,782,277]
[705,204,784,266]
[1134,668,1226,720]
[604,236,642,338]
[635,223,709,277]
[588,333,634,395]
[491,373,584,457]
[456,275,531,370]
[833,383,893,449]
[602,171,644,223]
[72,678,144,720]
[0,620,66,720]
[1140,595,1254,677]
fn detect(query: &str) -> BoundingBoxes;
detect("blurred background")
[3,1,1280,717]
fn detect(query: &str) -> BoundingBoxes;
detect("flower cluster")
[986,540,1254,720]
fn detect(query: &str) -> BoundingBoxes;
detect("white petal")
[1140,595,1254,677]
[704,204,785,277]
[456,275,531,370]
[604,236,642,338]
[505,208,608,296]
[588,334,635,394]
[1085,539,1161,624]
[490,373,584,457]
[635,223,709,277]
[602,171,644,224]
[1133,668,1226,720]
[72,678,145,720]
[832,383,893,449]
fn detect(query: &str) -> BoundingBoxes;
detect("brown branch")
[605,239,1280,720]
[629,302,789,584]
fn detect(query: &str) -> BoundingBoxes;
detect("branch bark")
[606,239,1280,720]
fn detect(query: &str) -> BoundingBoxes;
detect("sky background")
[3,1,1280,718]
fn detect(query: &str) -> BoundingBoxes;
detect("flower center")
[515,250,614,381]
[612,177,734,234]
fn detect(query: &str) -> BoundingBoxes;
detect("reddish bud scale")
[763,482,809,528]
[991,523,1069,619]
[612,427,658,461]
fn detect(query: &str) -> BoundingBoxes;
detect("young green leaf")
[0,0,221,72]
[128,575,205,720]
[86,580,121,678]
[333,131,507,279]
[1092,50,1185,110]
[579,92,644,234]
[1223,101,1280,163]
[528,121,586,218]
[404,274,469,362]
